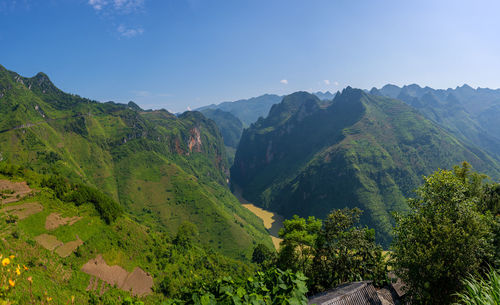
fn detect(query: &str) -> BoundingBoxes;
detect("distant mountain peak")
[313,91,336,101]
[457,84,474,90]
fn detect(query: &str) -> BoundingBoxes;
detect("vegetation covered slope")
[231,88,500,246]
[0,65,273,259]
[372,84,500,158]
[0,165,255,304]
[199,108,243,164]
[196,94,282,127]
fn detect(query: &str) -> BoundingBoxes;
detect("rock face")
[232,89,500,246]
[188,127,202,153]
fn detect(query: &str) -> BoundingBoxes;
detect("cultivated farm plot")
[35,233,64,251]
[45,212,82,230]
[0,179,34,203]
[82,254,153,296]
[0,202,44,220]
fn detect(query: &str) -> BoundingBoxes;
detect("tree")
[309,208,387,293]
[277,215,322,273]
[252,243,275,266]
[276,209,387,294]
[174,221,199,249]
[392,162,495,305]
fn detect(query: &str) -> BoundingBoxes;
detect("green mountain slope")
[372,84,500,158]
[231,88,500,246]
[0,65,273,259]
[196,94,282,126]
[199,108,243,164]
[0,167,254,304]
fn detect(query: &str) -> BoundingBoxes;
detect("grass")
[455,269,500,305]
[0,171,258,304]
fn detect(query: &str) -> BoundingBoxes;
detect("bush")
[176,268,308,305]
[65,184,122,224]
[392,163,496,305]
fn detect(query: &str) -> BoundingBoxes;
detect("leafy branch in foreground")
[455,268,499,305]
[170,268,308,305]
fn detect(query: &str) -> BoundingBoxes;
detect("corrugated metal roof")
[308,282,382,305]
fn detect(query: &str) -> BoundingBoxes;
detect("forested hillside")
[0,65,273,258]
[232,88,500,246]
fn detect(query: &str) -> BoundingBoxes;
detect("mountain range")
[231,88,500,246]
[195,94,282,127]
[371,84,500,159]
[0,64,273,259]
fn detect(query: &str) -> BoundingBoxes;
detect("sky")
[1,0,499,112]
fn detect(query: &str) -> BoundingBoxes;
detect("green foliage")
[41,174,69,199]
[173,268,308,305]
[40,176,123,224]
[392,162,497,305]
[0,168,258,304]
[277,215,321,273]
[67,184,123,224]
[309,208,388,292]
[251,243,275,266]
[455,268,500,305]
[173,221,199,249]
[276,209,387,295]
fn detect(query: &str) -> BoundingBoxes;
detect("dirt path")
[233,187,284,250]
[82,255,153,296]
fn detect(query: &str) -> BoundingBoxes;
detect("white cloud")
[333,81,339,86]
[187,106,192,111]
[117,24,144,37]
[280,79,288,85]
[88,0,106,10]
[113,0,144,12]
[88,0,144,13]
[324,79,330,85]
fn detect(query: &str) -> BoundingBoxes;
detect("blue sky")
[1,0,499,112]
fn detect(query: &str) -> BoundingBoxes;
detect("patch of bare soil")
[87,276,98,292]
[82,255,153,296]
[121,267,155,296]
[45,213,82,230]
[0,180,34,204]
[35,234,64,251]
[1,202,43,220]
[55,237,83,258]
[35,233,83,257]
